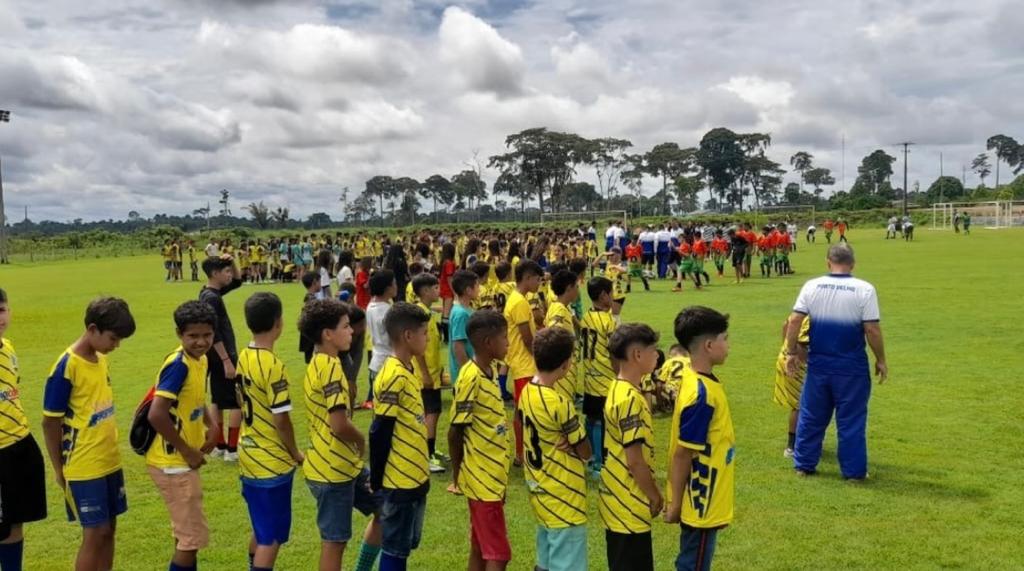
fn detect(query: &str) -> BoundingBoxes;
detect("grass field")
[4,228,1024,570]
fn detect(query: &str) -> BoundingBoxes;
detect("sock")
[169,562,197,571]
[228,427,240,450]
[498,373,509,396]
[216,425,227,449]
[585,419,603,471]
[379,552,407,571]
[641,276,650,291]
[253,567,273,571]
[428,438,436,457]
[248,553,255,571]
[355,543,382,571]
[788,432,796,449]
[625,282,631,293]
[0,539,24,571]
[702,272,710,283]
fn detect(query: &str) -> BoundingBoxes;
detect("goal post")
[931,201,1012,229]
[540,210,629,233]
[752,205,815,230]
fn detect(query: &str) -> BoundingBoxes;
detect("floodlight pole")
[0,109,10,264]
[899,142,914,216]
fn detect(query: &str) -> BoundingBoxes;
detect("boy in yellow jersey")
[601,248,628,322]
[774,315,809,457]
[411,274,448,473]
[664,306,735,571]
[299,299,384,571]
[658,344,692,405]
[519,327,592,571]
[470,261,494,311]
[170,239,183,281]
[0,289,47,571]
[601,324,662,571]
[187,240,199,282]
[579,277,617,477]
[491,262,515,314]
[504,260,543,465]
[42,297,136,571]
[448,310,513,570]
[544,270,579,402]
[145,301,220,571]
[236,293,304,571]
[368,303,431,570]
[162,239,174,281]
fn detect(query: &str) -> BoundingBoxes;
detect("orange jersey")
[692,239,708,258]
[837,222,847,233]
[625,244,643,261]
[758,235,774,251]
[740,230,757,244]
[677,242,692,256]
[711,238,729,255]
[776,232,792,250]
[823,220,835,231]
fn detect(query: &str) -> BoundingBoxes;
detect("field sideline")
[3,228,1023,570]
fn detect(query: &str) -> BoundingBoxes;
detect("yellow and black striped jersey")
[658,355,691,396]
[237,346,297,479]
[544,301,578,401]
[145,348,208,470]
[518,381,588,528]
[474,284,495,311]
[450,360,511,501]
[604,264,626,299]
[0,339,29,449]
[579,308,616,398]
[600,379,656,533]
[491,282,516,314]
[374,356,429,490]
[303,353,362,484]
[414,301,444,384]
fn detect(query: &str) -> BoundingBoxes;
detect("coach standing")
[785,244,887,480]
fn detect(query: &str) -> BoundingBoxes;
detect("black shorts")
[421,388,442,414]
[582,394,606,422]
[208,361,240,409]
[605,530,653,571]
[731,251,746,268]
[0,435,48,536]
[641,252,654,265]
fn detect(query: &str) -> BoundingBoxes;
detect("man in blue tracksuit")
[784,243,888,480]
[655,225,673,279]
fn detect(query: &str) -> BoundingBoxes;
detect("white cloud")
[718,76,795,110]
[438,6,525,96]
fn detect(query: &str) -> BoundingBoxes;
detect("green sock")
[355,543,381,571]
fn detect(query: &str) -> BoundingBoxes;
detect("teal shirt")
[448,303,474,382]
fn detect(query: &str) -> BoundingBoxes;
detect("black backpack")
[129,386,157,455]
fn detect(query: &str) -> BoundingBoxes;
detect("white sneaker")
[210,447,225,459]
[428,457,445,474]
[223,451,239,462]
[783,447,794,458]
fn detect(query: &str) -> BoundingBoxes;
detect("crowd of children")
[0,218,845,571]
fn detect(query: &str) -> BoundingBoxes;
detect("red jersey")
[823,220,835,231]
[776,232,792,251]
[837,222,848,234]
[625,244,643,261]
[711,238,729,255]
[355,270,371,309]
[439,259,456,298]
[692,239,708,258]
[740,230,757,244]
[677,242,693,256]
[758,235,773,252]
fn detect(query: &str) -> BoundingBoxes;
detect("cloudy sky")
[1,0,1022,222]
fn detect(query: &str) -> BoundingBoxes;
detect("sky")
[1,0,1022,222]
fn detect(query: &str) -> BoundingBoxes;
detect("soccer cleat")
[210,447,225,459]
[433,450,451,463]
[428,457,446,474]
[223,451,239,462]
[783,447,794,458]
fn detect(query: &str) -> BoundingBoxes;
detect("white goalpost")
[540,210,629,232]
[930,201,1021,229]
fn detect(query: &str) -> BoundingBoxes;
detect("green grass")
[4,228,1024,570]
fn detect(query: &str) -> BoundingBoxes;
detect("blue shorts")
[306,468,382,542]
[65,469,128,528]
[241,471,294,546]
[536,524,588,571]
[380,489,427,558]
[676,525,718,571]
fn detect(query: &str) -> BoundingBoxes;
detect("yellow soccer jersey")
[519,381,588,528]
[600,379,656,534]
[659,355,692,396]
[491,282,515,314]
[161,245,172,260]
[773,317,810,410]
[579,308,616,398]
[146,348,209,470]
[544,300,578,401]
[237,347,297,479]
[374,356,429,490]
[303,353,362,484]
[414,302,443,385]
[42,350,120,481]
[604,264,626,300]
[450,360,511,501]
[474,283,495,311]
[504,290,537,380]
[187,246,197,263]
[170,243,181,262]
[669,368,735,528]
[0,339,29,449]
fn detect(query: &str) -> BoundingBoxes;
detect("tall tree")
[307,212,332,228]
[672,176,702,213]
[588,137,633,201]
[488,128,589,213]
[644,143,696,215]
[804,167,836,197]
[855,150,897,194]
[696,128,745,210]
[451,170,487,212]
[271,206,290,228]
[789,151,814,191]
[348,192,376,223]
[365,175,396,220]
[420,175,453,222]
[972,153,992,187]
[246,201,271,229]
[493,170,532,213]
[987,134,1020,188]
[926,176,965,202]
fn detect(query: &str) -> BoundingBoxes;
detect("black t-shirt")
[729,235,748,253]
[199,278,242,365]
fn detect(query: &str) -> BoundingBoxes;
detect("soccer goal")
[931,201,1009,229]
[540,210,629,233]
[752,205,816,230]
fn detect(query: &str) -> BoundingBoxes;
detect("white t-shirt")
[319,267,332,289]
[337,265,354,287]
[655,230,673,248]
[366,300,393,373]
[605,225,618,239]
[204,243,219,258]
[793,274,880,372]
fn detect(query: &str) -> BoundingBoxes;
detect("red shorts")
[513,377,531,405]
[468,499,512,562]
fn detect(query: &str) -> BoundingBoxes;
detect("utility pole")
[0,109,11,264]
[939,152,945,203]
[899,142,914,215]
[962,165,967,186]
[841,133,846,192]
[339,186,349,223]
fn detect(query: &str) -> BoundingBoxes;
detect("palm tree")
[271,206,290,228]
[246,201,271,229]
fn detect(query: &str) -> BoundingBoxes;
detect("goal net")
[541,210,629,233]
[931,201,1021,229]
[752,205,816,230]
